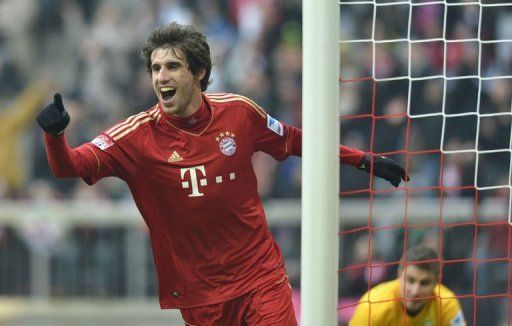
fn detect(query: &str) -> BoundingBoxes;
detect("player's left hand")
[357,154,409,187]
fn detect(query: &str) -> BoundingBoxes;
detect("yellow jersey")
[349,279,465,326]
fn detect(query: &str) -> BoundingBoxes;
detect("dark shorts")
[180,275,297,326]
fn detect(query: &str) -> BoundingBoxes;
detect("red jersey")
[43,93,364,309]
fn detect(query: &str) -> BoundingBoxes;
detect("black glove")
[36,93,70,136]
[358,154,409,187]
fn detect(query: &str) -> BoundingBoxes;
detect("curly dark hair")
[141,22,212,91]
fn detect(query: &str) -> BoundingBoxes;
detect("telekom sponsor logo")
[180,165,236,197]
[180,166,207,197]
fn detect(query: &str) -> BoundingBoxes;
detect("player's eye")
[167,62,181,69]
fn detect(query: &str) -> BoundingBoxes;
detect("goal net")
[337,1,512,325]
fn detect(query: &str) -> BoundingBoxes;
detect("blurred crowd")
[0,0,511,324]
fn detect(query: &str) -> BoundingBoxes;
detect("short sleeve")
[349,294,371,325]
[441,297,466,326]
[245,101,298,161]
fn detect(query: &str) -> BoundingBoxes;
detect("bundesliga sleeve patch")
[91,134,114,150]
[266,114,284,136]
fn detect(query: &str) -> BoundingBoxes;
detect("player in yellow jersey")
[349,245,466,326]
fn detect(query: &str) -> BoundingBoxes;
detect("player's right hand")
[37,93,70,136]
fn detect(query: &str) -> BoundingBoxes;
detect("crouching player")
[350,245,466,326]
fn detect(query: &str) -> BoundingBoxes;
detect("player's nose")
[157,67,171,82]
[407,284,420,297]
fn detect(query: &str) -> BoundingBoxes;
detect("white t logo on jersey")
[181,165,207,197]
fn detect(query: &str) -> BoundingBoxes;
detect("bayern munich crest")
[216,131,236,156]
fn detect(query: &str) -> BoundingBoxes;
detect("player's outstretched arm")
[36,93,95,179]
[357,154,409,187]
[254,118,409,187]
[36,93,70,136]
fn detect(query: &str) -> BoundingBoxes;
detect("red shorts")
[180,275,297,326]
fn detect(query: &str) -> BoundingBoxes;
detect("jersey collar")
[157,95,214,136]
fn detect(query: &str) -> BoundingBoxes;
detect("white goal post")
[301,0,340,325]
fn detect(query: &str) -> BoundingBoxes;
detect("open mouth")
[160,86,176,101]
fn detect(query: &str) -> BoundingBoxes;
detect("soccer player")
[349,245,466,326]
[37,23,408,325]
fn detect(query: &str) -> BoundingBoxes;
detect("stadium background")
[0,0,510,325]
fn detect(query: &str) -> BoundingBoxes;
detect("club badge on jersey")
[267,114,283,136]
[215,131,236,156]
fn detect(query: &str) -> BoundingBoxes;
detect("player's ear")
[195,68,206,81]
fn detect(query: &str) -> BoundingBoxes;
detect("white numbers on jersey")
[180,165,236,197]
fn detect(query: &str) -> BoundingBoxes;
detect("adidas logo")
[168,151,183,163]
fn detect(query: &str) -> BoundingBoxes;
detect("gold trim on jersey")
[164,111,214,137]
[106,112,146,135]
[163,101,214,137]
[284,127,289,157]
[113,116,154,140]
[150,105,161,122]
[105,106,159,141]
[183,320,198,326]
[206,93,267,119]
[86,145,101,175]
